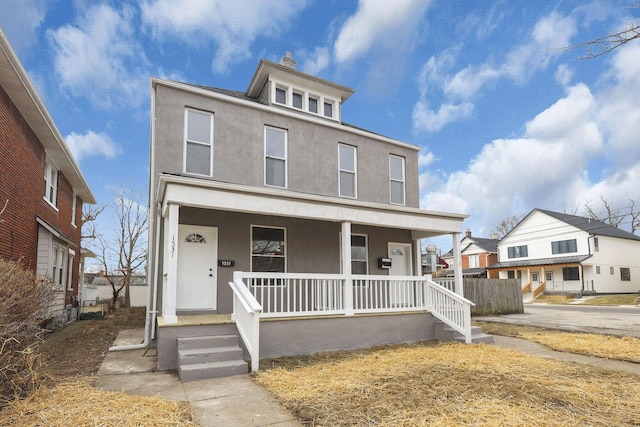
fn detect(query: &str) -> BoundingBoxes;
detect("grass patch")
[531,294,575,304]
[476,322,640,363]
[0,378,196,426]
[255,341,640,426]
[580,294,639,306]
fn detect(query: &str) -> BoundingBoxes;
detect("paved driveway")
[475,304,640,338]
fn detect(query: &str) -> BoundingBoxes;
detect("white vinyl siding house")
[489,209,640,295]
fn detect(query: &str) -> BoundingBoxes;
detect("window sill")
[43,197,59,212]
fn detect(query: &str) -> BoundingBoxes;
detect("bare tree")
[93,188,148,309]
[556,6,640,59]
[493,213,526,239]
[583,196,640,235]
[81,204,106,239]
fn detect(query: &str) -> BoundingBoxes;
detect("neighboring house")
[147,52,477,380]
[441,229,499,278]
[83,273,148,307]
[0,30,96,326]
[487,209,640,295]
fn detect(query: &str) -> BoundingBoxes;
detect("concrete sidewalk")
[95,329,302,427]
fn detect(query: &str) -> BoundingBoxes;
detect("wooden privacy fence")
[464,278,523,316]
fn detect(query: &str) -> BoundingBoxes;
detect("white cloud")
[418,149,436,169]
[298,47,330,75]
[555,64,574,86]
[0,0,47,52]
[66,131,121,162]
[421,83,602,232]
[47,4,149,110]
[413,10,577,133]
[140,0,308,74]
[334,0,431,64]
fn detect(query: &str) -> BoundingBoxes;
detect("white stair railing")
[229,271,262,372]
[424,279,475,343]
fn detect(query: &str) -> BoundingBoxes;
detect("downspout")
[109,82,157,352]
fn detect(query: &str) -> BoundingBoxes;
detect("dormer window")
[324,101,334,118]
[292,91,303,109]
[309,96,318,113]
[275,87,286,104]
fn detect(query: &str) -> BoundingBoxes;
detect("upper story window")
[551,239,577,254]
[44,159,58,207]
[621,267,631,281]
[507,245,528,258]
[270,81,338,120]
[265,126,287,188]
[184,108,214,176]
[275,87,287,104]
[389,155,405,205]
[251,226,286,272]
[71,194,77,227]
[593,237,599,251]
[309,96,318,113]
[468,254,479,268]
[338,144,357,198]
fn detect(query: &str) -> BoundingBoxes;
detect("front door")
[545,271,555,290]
[177,225,218,311]
[388,243,413,307]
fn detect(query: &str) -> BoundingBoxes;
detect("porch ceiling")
[157,175,467,237]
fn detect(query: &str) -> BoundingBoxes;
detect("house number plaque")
[218,260,235,267]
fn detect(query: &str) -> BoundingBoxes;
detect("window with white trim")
[621,267,631,281]
[351,234,368,274]
[71,194,77,226]
[324,101,334,118]
[309,96,318,113]
[67,249,75,291]
[507,245,528,258]
[596,266,601,274]
[338,144,357,198]
[44,159,58,206]
[389,155,405,205]
[275,87,287,104]
[292,91,303,109]
[593,237,599,251]
[184,108,214,176]
[52,243,65,287]
[468,254,479,268]
[551,239,577,254]
[265,126,287,187]
[251,226,286,272]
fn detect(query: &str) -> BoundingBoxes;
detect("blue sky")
[1,0,639,255]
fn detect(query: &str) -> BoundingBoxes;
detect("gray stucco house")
[146,53,476,381]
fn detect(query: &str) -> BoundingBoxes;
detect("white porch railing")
[237,272,475,338]
[229,272,262,372]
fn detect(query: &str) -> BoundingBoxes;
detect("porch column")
[452,232,463,296]
[414,239,422,276]
[341,221,354,315]
[162,203,179,324]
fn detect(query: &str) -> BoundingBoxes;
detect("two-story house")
[441,229,499,278]
[147,53,477,380]
[0,30,95,326]
[487,209,640,297]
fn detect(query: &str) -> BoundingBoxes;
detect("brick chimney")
[465,229,472,238]
[279,51,296,69]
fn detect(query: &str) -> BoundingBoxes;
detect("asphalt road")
[475,304,640,338]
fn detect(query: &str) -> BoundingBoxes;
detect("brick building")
[0,29,95,325]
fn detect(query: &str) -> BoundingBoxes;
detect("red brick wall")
[0,85,83,302]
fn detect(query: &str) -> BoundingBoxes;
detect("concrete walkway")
[95,329,302,427]
[96,324,640,427]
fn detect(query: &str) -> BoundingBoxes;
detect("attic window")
[324,101,333,118]
[309,97,318,113]
[275,87,286,104]
[292,92,303,109]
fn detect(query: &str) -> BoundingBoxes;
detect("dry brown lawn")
[255,341,640,426]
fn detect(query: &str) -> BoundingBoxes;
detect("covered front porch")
[152,176,474,375]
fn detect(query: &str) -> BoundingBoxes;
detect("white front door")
[177,225,218,311]
[545,271,555,290]
[388,242,413,306]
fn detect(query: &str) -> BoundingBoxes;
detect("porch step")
[177,333,248,382]
[434,321,494,344]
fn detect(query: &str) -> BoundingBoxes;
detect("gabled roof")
[510,208,640,242]
[0,30,95,204]
[465,237,499,253]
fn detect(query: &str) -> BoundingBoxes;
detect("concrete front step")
[179,359,248,382]
[434,321,494,344]
[179,346,244,365]
[177,334,240,351]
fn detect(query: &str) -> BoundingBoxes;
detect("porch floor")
[157,314,233,327]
